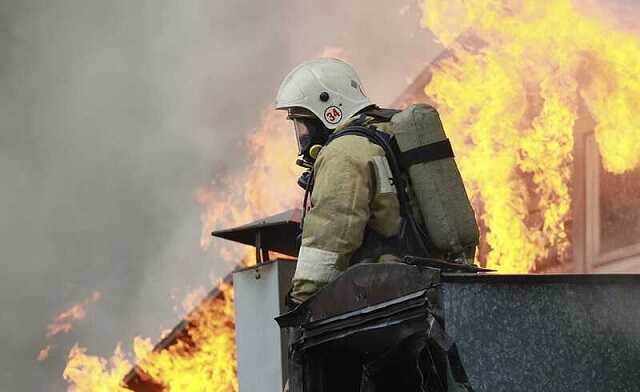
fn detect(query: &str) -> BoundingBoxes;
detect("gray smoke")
[0,1,437,390]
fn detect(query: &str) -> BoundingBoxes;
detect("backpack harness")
[301,107,456,260]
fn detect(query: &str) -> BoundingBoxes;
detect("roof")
[124,209,303,390]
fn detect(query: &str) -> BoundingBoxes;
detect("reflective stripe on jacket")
[291,126,401,302]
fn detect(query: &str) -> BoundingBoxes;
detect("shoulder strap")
[326,123,392,146]
[326,124,433,258]
[362,106,401,122]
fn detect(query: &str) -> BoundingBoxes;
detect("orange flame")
[47,292,102,338]
[64,344,133,392]
[133,284,237,391]
[196,109,301,266]
[37,345,52,362]
[180,287,208,314]
[62,98,305,389]
[196,48,353,264]
[60,57,306,385]
[64,284,236,391]
[59,3,640,388]
[38,292,102,363]
[421,0,640,272]
[47,305,87,338]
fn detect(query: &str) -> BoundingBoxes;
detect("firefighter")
[275,58,403,304]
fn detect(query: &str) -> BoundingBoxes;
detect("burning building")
[121,51,640,391]
[64,1,640,390]
[394,31,640,274]
[120,210,640,391]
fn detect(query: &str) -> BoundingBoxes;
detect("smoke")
[0,0,437,390]
[578,0,640,33]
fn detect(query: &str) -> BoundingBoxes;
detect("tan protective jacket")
[291,120,402,303]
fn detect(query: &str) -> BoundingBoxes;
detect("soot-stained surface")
[442,274,640,391]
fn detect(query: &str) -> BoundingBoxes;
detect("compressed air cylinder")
[389,104,479,259]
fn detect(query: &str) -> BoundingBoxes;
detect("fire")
[38,345,52,362]
[64,284,236,392]
[38,291,102,363]
[64,344,133,392]
[132,284,237,391]
[196,109,301,265]
[180,287,208,314]
[63,101,302,390]
[59,4,640,387]
[63,98,300,390]
[47,291,102,338]
[421,0,640,272]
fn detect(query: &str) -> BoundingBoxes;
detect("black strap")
[400,139,454,169]
[363,107,401,122]
[327,125,393,146]
[327,125,434,258]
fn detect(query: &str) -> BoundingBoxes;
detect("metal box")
[233,260,296,392]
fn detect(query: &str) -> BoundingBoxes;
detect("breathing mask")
[288,108,329,166]
[287,108,329,190]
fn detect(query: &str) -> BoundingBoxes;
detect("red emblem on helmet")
[324,106,343,125]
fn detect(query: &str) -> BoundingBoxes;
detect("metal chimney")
[213,209,301,392]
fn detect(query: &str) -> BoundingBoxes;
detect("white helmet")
[275,58,372,129]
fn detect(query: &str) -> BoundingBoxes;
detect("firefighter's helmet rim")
[275,58,372,129]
